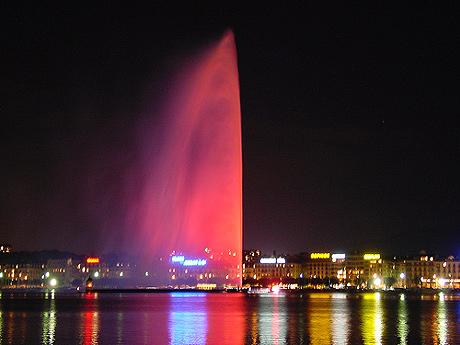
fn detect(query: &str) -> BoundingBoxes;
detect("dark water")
[0,291,458,344]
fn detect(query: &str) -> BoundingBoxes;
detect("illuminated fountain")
[131,30,242,287]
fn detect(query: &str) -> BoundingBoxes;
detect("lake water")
[0,291,458,344]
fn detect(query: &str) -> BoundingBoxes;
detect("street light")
[438,278,446,288]
[49,278,57,287]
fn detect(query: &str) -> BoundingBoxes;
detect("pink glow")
[132,30,242,286]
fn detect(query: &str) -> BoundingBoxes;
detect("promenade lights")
[438,278,446,288]
[400,273,406,288]
[271,284,280,293]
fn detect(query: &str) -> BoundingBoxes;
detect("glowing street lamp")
[271,284,280,293]
[399,273,405,280]
[438,278,446,288]
[49,278,57,287]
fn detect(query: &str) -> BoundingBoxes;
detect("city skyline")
[1,244,459,291]
[1,4,459,256]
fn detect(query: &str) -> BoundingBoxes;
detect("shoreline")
[1,287,458,295]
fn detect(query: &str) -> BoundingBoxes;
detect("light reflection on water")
[331,293,349,345]
[360,293,383,345]
[435,296,448,345]
[41,297,56,345]
[309,294,332,345]
[0,292,458,344]
[258,295,287,345]
[80,293,99,345]
[169,292,207,345]
[397,295,409,345]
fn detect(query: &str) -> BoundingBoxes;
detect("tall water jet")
[132,30,242,287]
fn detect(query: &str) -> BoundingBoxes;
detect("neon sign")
[183,259,207,266]
[310,253,331,259]
[86,257,100,264]
[363,254,380,260]
[171,256,185,263]
[260,257,285,264]
[260,258,276,264]
[332,253,346,260]
[171,254,206,266]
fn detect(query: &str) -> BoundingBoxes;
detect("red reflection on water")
[206,294,245,344]
[82,312,98,345]
[81,293,99,345]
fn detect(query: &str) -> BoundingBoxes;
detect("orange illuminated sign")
[86,257,100,264]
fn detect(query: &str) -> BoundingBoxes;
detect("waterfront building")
[434,256,460,288]
[299,253,348,288]
[47,258,81,286]
[0,248,458,290]
[243,255,301,283]
[394,255,460,289]
[344,253,383,288]
[243,249,261,265]
[0,263,44,287]
[0,244,12,253]
[303,252,345,280]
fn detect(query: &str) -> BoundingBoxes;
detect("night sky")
[1,4,459,256]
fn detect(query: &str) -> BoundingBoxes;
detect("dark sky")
[1,4,459,256]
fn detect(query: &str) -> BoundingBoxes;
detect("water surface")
[0,291,458,344]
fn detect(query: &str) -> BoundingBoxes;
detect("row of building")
[1,244,459,290]
[242,250,460,289]
[0,256,136,289]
